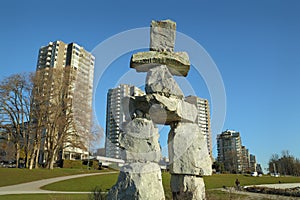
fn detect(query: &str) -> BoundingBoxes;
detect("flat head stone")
[130,51,190,77]
[150,19,176,52]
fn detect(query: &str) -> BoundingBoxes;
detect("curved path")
[221,183,300,200]
[0,171,118,195]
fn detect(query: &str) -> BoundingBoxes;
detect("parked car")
[251,172,258,177]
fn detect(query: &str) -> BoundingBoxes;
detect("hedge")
[62,159,100,169]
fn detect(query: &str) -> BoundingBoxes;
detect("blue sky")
[1,0,300,171]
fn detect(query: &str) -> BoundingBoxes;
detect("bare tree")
[89,116,104,153]
[28,70,53,169]
[32,67,96,169]
[0,67,99,170]
[34,67,76,169]
[269,151,300,176]
[223,150,240,173]
[0,74,33,168]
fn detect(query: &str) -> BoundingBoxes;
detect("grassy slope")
[0,191,247,200]
[0,168,108,187]
[41,172,119,192]
[0,194,89,200]
[42,173,300,192]
[41,172,300,200]
[1,170,300,200]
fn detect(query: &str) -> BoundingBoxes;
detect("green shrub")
[62,160,84,169]
[91,160,100,170]
[82,160,100,170]
[89,186,107,200]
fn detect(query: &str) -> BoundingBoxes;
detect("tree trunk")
[15,143,20,168]
[49,156,55,170]
[25,145,30,168]
[29,144,38,170]
[48,148,58,170]
[35,145,40,169]
[29,150,35,170]
[34,136,42,169]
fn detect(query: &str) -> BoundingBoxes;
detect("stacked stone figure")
[107,20,212,200]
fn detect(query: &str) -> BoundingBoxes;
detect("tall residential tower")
[36,40,94,161]
[185,96,212,158]
[217,130,242,173]
[105,84,145,158]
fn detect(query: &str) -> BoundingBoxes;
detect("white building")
[36,40,94,161]
[185,96,212,158]
[217,130,243,173]
[105,84,145,159]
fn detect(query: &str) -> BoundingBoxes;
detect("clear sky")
[1,0,300,172]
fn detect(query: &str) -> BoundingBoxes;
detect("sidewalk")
[248,182,300,189]
[0,171,118,195]
[221,183,300,200]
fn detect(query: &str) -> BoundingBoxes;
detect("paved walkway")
[221,188,300,200]
[0,171,118,195]
[247,183,300,189]
[221,183,300,200]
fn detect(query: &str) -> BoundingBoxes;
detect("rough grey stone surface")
[150,19,176,52]
[119,118,161,163]
[107,162,165,200]
[130,51,190,77]
[122,94,197,125]
[170,174,206,200]
[168,122,212,176]
[149,94,197,124]
[145,65,184,98]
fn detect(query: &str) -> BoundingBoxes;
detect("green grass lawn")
[0,168,110,187]
[0,194,89,200]
[1,170,300,200]
[41,172,119,192]
[41,172,300,199]
[0,191,246,200]
[42,172,300,192]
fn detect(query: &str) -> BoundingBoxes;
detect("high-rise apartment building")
[36,40,94,161]
[217,130,258,173]
[185,96,212,158]
[250,154,257,172]
[217,130,242,173]
[241,146,250,172]
[105,84,145,159]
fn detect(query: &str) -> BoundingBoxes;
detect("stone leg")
[119,118,161,163]
[168,122,212,200]
[168,122,212,176]
[107,162,165,200]
[170,174,206,200]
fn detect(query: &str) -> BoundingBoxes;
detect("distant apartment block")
[93,148,106,157]
[217,130,257,173]
[241,146,250,172]
[35,40,94,161]
[250,154,257,172]
[185,96,212,158]
[105,84,145,159]
[217,130,243,173]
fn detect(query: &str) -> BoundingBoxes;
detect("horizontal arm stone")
[130,51,190,77]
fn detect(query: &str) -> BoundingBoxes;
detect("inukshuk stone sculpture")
[107,20,212,200]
